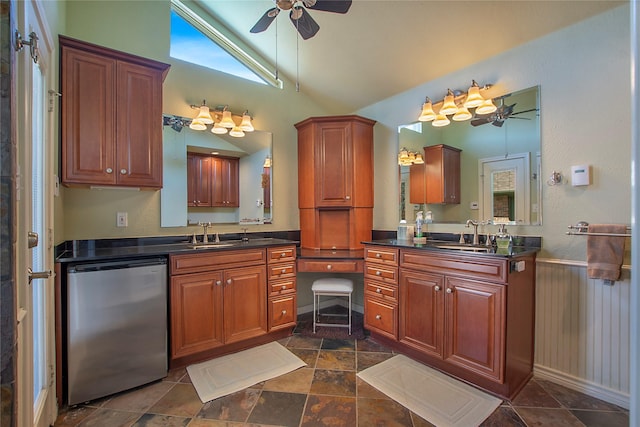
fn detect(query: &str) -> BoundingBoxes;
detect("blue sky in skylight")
[170,10,266,85]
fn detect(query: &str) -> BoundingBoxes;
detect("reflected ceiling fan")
[470,100,538,127]
[250,0,352,40]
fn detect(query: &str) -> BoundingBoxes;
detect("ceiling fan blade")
[290,7,320,40]
[510,108,538,116]
[303,0,352,13]
[492,120,506,127]
[471,118,492,127]
[250,8,279,33]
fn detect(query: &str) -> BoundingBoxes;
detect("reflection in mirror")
[160,118,272,226]
[398,86,540,225]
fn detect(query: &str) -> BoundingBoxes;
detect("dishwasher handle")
[68,257,167,273]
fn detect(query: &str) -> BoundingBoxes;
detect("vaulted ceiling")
[196,0,624,113]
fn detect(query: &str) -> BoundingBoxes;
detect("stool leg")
[313,292,317,333]
[348,293,352,335]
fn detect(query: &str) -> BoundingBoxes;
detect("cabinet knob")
[281,268,287,274]
[345,195,351,200]
[281,285,287,290]
[281,310,287,315]
[120,168,127,175]
[280,252,286,257]
[326,264,332,270]
[375,253,382,258]
[434,286,441,292]
[105,168,113,174]
[446,288,453,294]
[376,288,382,293]
[375,314,382,320]
[226,278,233,285]
[375,270,382,276]
[216,280,222,286]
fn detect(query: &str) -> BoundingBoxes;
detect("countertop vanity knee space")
[362,240,538,400]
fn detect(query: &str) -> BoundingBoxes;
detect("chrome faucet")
[466,219,480,245]
[198,222,212,243]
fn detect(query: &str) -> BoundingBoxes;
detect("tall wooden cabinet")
[60,36,170,189]
[187,154,239,207]
[296,115,376,250]
[410,144,461,204]
[187,154,212,207]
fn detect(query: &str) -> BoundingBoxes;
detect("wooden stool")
[311,278,353,334]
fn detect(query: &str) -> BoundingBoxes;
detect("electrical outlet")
[116,212,128,227]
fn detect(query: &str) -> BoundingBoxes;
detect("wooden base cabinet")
[363,246,399,340]
[365,245,536,400]
[267,246,297,331]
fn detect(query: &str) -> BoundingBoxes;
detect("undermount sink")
[432,244,491,253]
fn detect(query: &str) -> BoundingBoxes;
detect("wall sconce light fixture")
[398,147,424,166]
[165,100,255,138]
[418,80,496,127]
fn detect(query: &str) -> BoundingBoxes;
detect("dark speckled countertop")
[363,238,541,258]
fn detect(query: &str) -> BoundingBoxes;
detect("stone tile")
[186,419,249,426]
[76,408,141,426]
[356,377,390,400]
[196,388,260,422]
[104,381,174,412]
[356,351,395,372]
[53,406,98,427]
[356,338,393,353]
[480,405,526,426]
[132,413,190,426]
[316,350,356,371]
[410,411,437,427]
[571,409,629,427]
[309,370,356,397]
[263,367,314,394]
[537,380,622,411]
[286,335,323,350]
[514,407,584,426]
[246,391,307,427]
[321,338,355,351]
[300,395,356,427]
[288,348,319,367]
[511,379,562,408]
[357,397,413,427]
[165,368,187,383]
[147,383,203,418]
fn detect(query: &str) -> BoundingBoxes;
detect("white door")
[15,1,57,426]
[479,153,530,225]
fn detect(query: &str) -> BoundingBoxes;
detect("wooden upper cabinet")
[424,144,461,204]
[60,36,170,189]
[296,115,375,208]
[211,157,239,207]
[187,154,212,207]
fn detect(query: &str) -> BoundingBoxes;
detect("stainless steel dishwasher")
[66,257,168,405]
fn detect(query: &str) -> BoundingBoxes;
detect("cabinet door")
[211,157,239,207]
[187,154,212,207]
[399,270,444,358]
[61,47,116,185]
[315,121,353,207]
[115,60,164,188]
[170,271,224,359]
[444,276,505,383]
[223,265,267,344]
[424,145,461,204]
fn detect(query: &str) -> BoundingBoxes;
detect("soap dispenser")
[495,224,512,251]
[414,211,427,243]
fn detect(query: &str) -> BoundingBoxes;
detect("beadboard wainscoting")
[534,258,631,409]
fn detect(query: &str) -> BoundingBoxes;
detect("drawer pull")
[281,285,287,290]
[446,288,453,294]
[226,278,233,285]
[281,310,287,315]
[282,268,287,274]
[375,314,382,320]
[375,253,382,258]
[434,286,440,292]
[376,288,382,293]
[375,270,382,276]
[326,264,332,270]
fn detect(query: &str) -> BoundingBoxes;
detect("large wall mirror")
[398,85,541,225]
[161,118,272,227]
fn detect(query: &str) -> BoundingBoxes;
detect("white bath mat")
[357,354,501,427]
[187,341,306,403]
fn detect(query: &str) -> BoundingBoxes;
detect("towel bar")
[566,222,631,237]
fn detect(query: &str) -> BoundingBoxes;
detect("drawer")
[364,246,399,266]
[268,262,296,280]
[364,279,398,301]
[297,258,363,273]
[170,249,266,275]
[269,277,297,296]
[364,297,397,339]
[364,263,398,284]
[400,249,508,283]
[267,246,297,264]
[269,294,297,330]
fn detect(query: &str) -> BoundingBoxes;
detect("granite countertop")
[56,235,299,263]
[363,238,541,258]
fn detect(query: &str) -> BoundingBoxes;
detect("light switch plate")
[117,212,128,227]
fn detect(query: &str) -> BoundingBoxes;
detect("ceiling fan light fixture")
[439,89,458,115]
[476,98,498,115]
[432,113,451,127]
[463,81,484,109]
[418,97,436,122]
[452,106,472,121]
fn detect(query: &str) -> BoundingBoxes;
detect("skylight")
[170,0,280,88]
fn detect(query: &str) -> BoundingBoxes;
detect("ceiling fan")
[470,101,538,127]
[250,0,352,40]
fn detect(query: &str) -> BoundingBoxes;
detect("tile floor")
[54,334,629,427]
